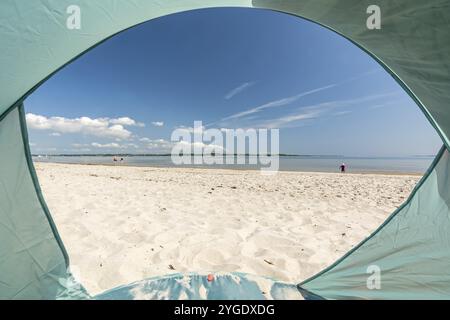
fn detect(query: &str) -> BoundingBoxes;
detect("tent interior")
[1,0,450,300]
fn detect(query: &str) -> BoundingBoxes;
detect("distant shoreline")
[34,160,424,176]
[31,153,437,159]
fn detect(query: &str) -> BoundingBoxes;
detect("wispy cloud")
[333,110,352,116]
[254,101,336,129]
[215,83,337,126]
[151,121,164,127]
[224,81,256,100]
[367,99,401,110]
[212,71,386,128]
[26,113,144,140]
[248,92,398,129]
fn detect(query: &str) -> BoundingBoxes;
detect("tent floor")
[94,272,304,300]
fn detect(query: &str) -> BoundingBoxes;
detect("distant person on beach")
[113,156,118,162]
[340,163,346,173]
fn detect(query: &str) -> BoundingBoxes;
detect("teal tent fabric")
[1,0,450,299]
[0,105,89,299]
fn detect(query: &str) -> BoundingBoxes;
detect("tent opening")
[14,6,444,299]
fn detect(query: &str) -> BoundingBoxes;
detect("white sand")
[34,162,420,295]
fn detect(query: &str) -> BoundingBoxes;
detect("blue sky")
[26,7,441,156]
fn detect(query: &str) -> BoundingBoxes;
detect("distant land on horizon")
[31,153,437,159]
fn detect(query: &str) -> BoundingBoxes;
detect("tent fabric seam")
[17,103,70,268]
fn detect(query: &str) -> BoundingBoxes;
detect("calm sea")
[32,155,436,174]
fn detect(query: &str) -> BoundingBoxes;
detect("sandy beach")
[34,162,420,295]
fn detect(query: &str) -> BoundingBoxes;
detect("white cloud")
[126,143,139,149]
[49,132,61,137]
[175,140,226,152]
[225,81,255,100]
[72,143,89,148]
[25,114,144,140]
[173,125,206,135]
[134,137,173,152]
[142,138,172,149]
[34,147,57,152]
[71,136,227,154]
[72,136,174,152]
[71,142,140,150]
[151,121,164,127]
[110,117,145,127]
[91,142,121,148]
[71,148,91,152]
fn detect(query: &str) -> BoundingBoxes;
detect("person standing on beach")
[340,163,346,173]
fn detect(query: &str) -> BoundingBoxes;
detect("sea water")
[32,154,435,174]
